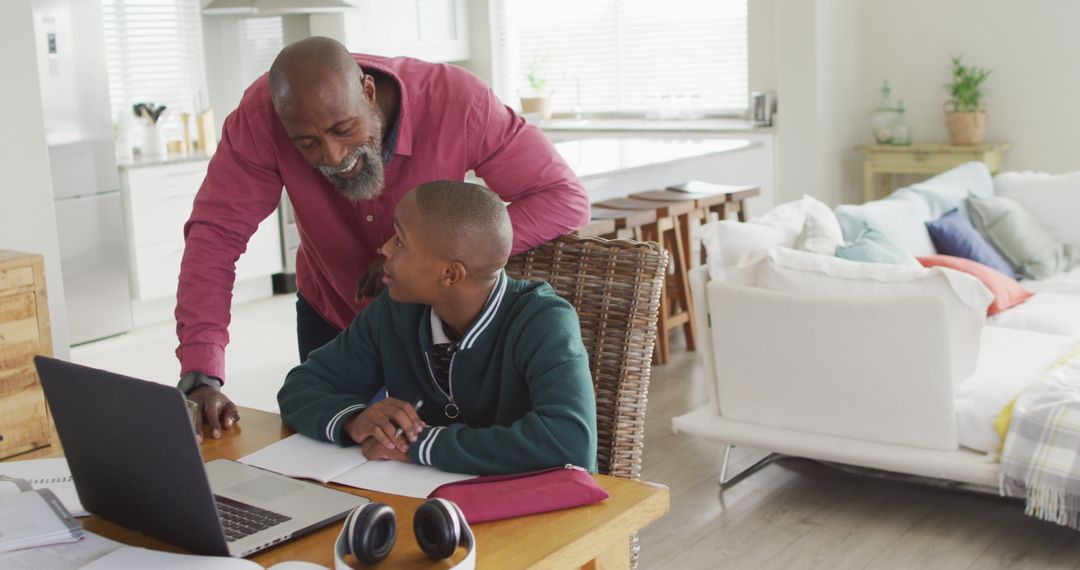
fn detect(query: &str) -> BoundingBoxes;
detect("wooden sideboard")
[856,142,1011,202]
[0,250,54,459]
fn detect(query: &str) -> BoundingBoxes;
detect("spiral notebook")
[0,457,87,517]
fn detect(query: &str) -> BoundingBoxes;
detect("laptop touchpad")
[227,475,304,502]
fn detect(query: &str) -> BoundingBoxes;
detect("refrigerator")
[33,0,133,345]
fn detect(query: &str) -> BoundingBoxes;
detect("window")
[102,0,207,140]
[492,0,748,118]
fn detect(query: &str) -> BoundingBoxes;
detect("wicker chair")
[506,235,668,567]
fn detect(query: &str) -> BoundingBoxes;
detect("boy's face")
[380,193,444,304]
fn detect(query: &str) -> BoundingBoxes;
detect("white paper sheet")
[0,531,125,569]
[0,458,88,517]
[81,546,264,570]
[331,460,475,499]
[239,433,475,498]
[239,434,368,483]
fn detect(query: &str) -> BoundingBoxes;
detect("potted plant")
[944,55,991,146]
[519,54,553,120]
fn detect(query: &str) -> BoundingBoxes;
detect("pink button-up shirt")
[176,55,589,381]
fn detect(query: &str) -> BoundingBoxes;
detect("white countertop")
[542,118,773,133]
[552,138,758,182]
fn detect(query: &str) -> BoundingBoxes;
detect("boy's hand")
[360,437,410,463]
[355,255,387,302]
[344,398,424,453]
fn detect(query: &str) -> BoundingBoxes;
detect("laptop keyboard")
[214,495,292,542]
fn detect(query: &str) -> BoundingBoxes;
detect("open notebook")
[239,434,475,498]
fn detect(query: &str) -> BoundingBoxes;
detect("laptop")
[34,356,368,557]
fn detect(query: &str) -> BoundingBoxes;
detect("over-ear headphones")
[333,498,476,569]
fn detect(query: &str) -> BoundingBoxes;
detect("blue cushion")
[925,208,1018,279]
[906,161,995,222]
[834,188,935,257]
[835,225,921,266]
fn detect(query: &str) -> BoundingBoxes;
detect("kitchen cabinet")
[310,0,470,63]
[120,157,282,322]
[0,251,55,460]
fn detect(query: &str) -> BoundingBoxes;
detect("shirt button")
[366,215,374,222]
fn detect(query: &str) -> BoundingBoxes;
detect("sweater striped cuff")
[410,426,447,466]
[325,404,366,444]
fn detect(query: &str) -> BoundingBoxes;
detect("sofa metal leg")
[718,445,781,490]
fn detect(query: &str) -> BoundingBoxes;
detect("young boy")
[277,181,597,475]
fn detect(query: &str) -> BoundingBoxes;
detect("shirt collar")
[428,272,508,351]
[353,55,413,158]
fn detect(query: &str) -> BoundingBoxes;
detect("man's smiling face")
[275,70,386,201]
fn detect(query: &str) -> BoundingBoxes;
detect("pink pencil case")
[428,465,609,523]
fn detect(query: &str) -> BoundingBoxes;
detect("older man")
[177,37,589,436]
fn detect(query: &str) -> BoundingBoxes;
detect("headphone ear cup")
[347,503,397,566]
[413,499,459,561]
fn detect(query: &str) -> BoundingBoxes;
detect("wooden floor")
[637,343,1080,569]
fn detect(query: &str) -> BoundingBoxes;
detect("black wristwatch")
[177,371,223,395]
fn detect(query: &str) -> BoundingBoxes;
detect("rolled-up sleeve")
[466,86,590,253]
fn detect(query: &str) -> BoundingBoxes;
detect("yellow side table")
[857,142,1011,202]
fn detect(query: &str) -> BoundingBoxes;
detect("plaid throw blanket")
[1000,345,1080,529]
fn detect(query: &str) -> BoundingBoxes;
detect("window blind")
[492,0,748,117]
[102,0,207,141]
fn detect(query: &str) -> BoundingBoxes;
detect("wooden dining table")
[16,406,669,569]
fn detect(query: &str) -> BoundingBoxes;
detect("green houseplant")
[944,55,991,145]
[519,54,553,120]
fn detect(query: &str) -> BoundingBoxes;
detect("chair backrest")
[506,235,668,480]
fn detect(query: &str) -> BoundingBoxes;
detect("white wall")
[766,0,1080,207]
[0,0,70,359]
[859,0,1080,174]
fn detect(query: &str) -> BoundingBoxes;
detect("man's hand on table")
[355,255,387,302]
[186,385,240,443]
[344,398,425,454]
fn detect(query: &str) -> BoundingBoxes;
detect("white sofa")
[673,162,1080,489]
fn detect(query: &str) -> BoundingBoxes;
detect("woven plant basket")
[945,110,988,146]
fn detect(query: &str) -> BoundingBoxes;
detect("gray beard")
[317,138,385,201]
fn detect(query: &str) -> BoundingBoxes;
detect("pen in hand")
[394,398,424,442]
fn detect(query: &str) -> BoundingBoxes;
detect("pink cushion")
[917,254,1033,315]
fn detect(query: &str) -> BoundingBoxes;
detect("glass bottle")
[891,100,911,146]
[869,80,900,144]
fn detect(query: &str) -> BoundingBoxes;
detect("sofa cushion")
[955,326,1079,453]
[701,195,842,278]
[794,213,843,256]
[835,188,936,257]
[918,254,1032,315]
[836,225,920,266]
[755,195,844,241]
[700,220,795,278]
[995,170,1080,247]
[967,195,1079,280]
[741,247,993,382]
[988,292,1080,337]
[906,161,995,222]
[925,209,1018,279]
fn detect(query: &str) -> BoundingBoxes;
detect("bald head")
[269,36,363,113]
[413,181,513,277]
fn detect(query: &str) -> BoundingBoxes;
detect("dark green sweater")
[277,272,598,475]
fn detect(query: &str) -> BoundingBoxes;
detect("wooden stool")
[573,218,617,238]
[666,182,761,222]
[594,197,697,365]
[630,189,727,268]
[587,206,658,240]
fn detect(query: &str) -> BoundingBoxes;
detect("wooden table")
[856,142,1011,203]
[17,407,669,569]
